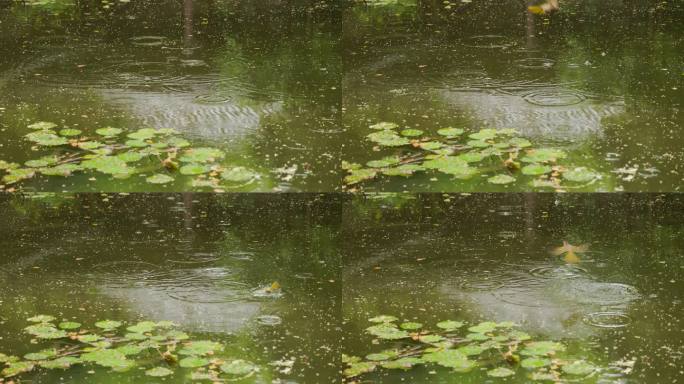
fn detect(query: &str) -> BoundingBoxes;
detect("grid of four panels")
[0,1,682,383]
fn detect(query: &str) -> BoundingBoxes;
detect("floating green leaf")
[367,131,410,147]
[127,128,157,140]
[437,127,464,137]
[28,121,57,130]
[521,164,552,175]
[58,322,81,330]
[179,148,226,163]
[382,357,423,370]
[401,129,423,137]
[522,148,567,163]
[488,367,516,377]
[344,361,376,377]
[345,168,377,185]
[488,174,516,184]
[367,156,401,168]
[96,127,123,137]
[521,357,551,368]
[40,356,79,369]
[369,315,398,323]
[146,173,174,184]
[436,320,463,331]
[521,341,565,356]
[25,131,68,146]
[25,324,67,339]
[2,361,35,377]
[59,129,82,137]
[562,360,596,375]
[221,167,258,183]
[220,359,257,375]
[370,122,398,130]
[179,163,210,175]
[126,321,156,334]
[563,167,599,182]
[95,320,122,330]
[28,315,55,323]
[179,340,224,356]
[145,366,174,377]
[366,324,410,340]
[400,322,422,330]
[179,356,210,368]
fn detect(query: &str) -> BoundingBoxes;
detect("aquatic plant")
[343,315,607,382]
[0,122,259,190]
[0,315,259,381]
[342,123,602,190]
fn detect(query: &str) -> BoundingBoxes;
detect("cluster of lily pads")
[342,122,601,189]
[0,121,259,190]
[343,315,602,382]
[0,315,259,381]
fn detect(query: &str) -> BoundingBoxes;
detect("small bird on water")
[550,241,589,264]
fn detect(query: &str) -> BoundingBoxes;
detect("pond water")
[0,193,682,382]
[342,193,684,382]
[0,1,342,192]
[1,0,682,192]
[342,0,683,192]
[0,193,343,383]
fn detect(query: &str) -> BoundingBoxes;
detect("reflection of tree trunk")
[526,0,537,50]
[183,192,194,230]
[183,0,194,53]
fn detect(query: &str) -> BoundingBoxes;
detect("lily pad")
[28,315,55,323]
[521,341,565,356]
[370,122,398,130]
[2,361,35,377]
[59,129,82,137]
[563,167,599,182]
[436,320,463,331]
[126,321,156,334]
[179,148,226,163]
[562,360,596,375]
[96,127,123,137]
[369,315,398,323]
[179,356,210,368]
[58,321,81,330]
[367,130,410,147]
[345,168,377,185]
[382,164,423,176]
[25,131,68,146]
[179,340,224,356]
[468,322,497,333]
[468,128,498,140]
[521,357,551,368]
[40,356,80,369]
[401,129,424,137]
[419,141,443,151]
[25,324,67,339]
[365,353,391,361]
[179,164,210,175]
[145,366,174,377]
[522,148,567,163]
[400,322,422,330]
[382,357,423,370]
[422,350,474,371]
[366,324,410,340]
[366,156,401,168]
[95,320,122,330]
[488,367,516,377]
[221,167,258,183]
[28,121,57,130]
[521,164,552,175]
[81,157,131,175]
[146,174,174,184]
[418,335,444,343]
[220,359,257,375]
[127,128,157,140]
[116,151,144,163]
[488,174,516,184]
[437,127,464,137]
[344,361,376,377]
[81,349,132,369]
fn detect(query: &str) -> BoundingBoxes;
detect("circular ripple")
[462,35,516,49]
[161,268,251,303]
[256,315,282,326]
[90,261,163,288]
[583,311,632,328]
[530,265,590,280]
[193,93,235,104]
[561,282,640,306]
[129,36,167,47]
[167,252,220,265]
[523,89,587,107]
[514,58,555,69]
